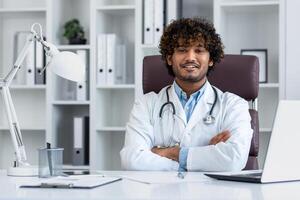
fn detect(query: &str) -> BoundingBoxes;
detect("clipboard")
[20,175,122,189]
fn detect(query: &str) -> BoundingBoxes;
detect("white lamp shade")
[49,51,85,82]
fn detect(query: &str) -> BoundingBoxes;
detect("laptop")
[205,100,300,183]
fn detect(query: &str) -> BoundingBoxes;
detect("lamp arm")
[1,86,28,167]
[0,32,39,167]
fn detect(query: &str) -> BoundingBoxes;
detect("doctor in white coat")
[120,18,253,172]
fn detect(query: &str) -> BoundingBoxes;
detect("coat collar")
[168,81,216,128]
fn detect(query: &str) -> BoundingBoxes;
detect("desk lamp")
[0,23,85,176]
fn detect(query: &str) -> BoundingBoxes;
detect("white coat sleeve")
[120,94,179,171]
[187,94,253,172]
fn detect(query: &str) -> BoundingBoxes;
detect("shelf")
[52,101,90,105]
[57,45,91,50]
[96,5,135,15]
[96,84,135,89]
[10,85,46,90]
[63,164,90,170]
[97,126,126,132]
[96,5,135,11]
[219,0,279,13]
[259,83,279,88]
[220,1,279,7]
[0,7,46,13]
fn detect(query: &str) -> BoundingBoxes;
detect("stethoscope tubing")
[159,84,218,123]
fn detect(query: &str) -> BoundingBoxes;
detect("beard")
[176,73,205,83]
[172,63,208,83]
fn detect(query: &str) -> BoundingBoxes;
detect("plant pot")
[69,37,87,45]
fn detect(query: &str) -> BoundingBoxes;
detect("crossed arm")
[151,130,231,162]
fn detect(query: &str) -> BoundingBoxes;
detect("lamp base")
[7,165,38,177]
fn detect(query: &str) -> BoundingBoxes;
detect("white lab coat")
[120,81,253,172]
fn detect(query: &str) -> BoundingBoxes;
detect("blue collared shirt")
[173,81,206,122]
[173,81,207,171]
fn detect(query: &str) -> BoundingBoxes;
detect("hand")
[151,146,180,162]
[209,130,231,145]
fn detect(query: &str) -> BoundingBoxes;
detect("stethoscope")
[159,85,218,125]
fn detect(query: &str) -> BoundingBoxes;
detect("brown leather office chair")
[143,55,259,170]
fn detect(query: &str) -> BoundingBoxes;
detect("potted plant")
[63,19,87,44]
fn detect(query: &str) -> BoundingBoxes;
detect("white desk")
[1,170,300,200]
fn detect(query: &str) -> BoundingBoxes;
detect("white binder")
[97,34,107,85]
[76,50,88,101]
[154,0,164,45]
[14,32,30,85]
[115,44,126,84]
[76,81,87,101]
[143,0,154,44]
[73,116,89,166]
[35,38,45,84]
[25,37,35,86]
[106,34,116,85]
[166,0,181,25]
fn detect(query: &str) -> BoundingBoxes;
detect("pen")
[41,182,74,188]
[47,143,53,176]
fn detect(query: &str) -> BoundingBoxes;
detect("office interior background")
[0,0,299,172]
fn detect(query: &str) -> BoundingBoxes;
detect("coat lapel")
[169,84,187,125]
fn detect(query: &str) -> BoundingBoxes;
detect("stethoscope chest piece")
[203,115,215,125]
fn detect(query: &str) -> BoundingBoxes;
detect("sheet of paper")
[19,174,121,188]
[121,171,211,184]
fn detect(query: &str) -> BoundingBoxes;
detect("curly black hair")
[159,17,224,76]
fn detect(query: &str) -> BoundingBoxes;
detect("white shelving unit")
[214,0,284,167]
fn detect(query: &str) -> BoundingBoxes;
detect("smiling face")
[159,18,224,82]
[166,41,213,87]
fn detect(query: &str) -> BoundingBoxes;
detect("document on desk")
[121,171,211,184]
[20,175,122,189]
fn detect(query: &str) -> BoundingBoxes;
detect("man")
[120,18,253,172]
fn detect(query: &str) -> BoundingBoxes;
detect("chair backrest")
[143,54,259,170]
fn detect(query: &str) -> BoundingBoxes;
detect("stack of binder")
[143,0,182,45]
[143,0,164,45]
[14,31,46,85]
[97,33,126,86]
